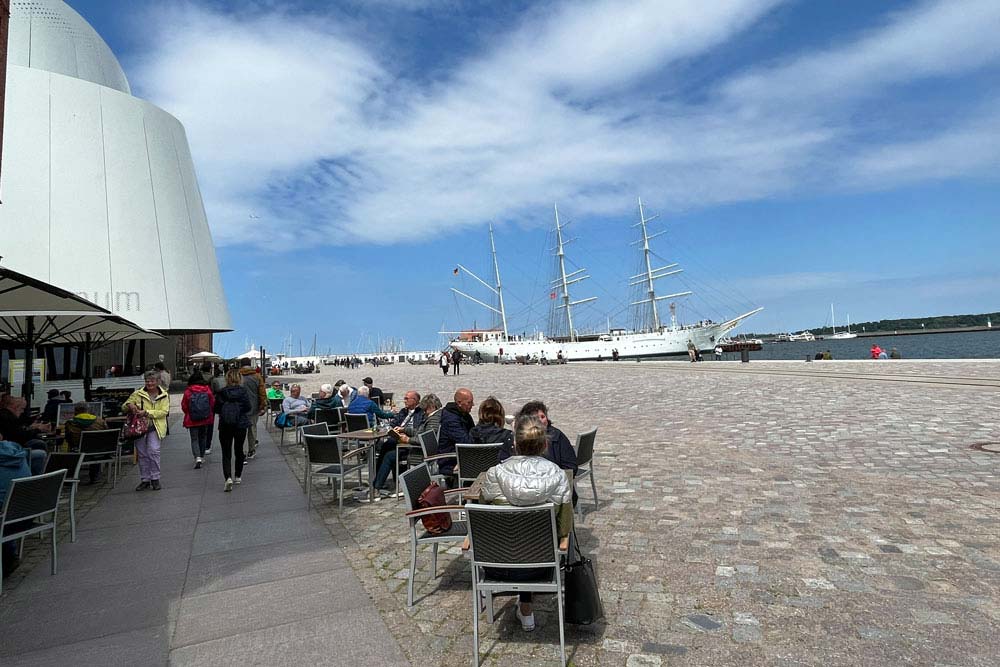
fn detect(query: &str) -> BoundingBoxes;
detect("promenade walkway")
[0,414,408,666]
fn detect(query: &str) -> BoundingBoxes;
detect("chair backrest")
[466,503,558,568]
[345,413,369,432]
[418,430,439,458]
[575,428,597,467]
[1,470,67,524]
[44,452,85,480]
[311,392,320,400]
[456,443,503,484]
[400,463,432,512]
[79,428,120,455]
[268,398,283,412]
[382,392,394,407]
[313,408,340,429]
[300,422,330,438]
[304,434,342,466]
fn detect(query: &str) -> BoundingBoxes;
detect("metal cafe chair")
[573,428,599,520]
[43,452,85,542]
[0,470,67,594]
[455,443,504,491]
[78,428,122,488]
[466,502,565,667]
[303,434,367,515]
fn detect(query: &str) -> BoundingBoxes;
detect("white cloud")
[130,0,1000,250]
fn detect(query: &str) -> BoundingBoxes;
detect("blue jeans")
[189,424,212,457]
[374,450,398,490]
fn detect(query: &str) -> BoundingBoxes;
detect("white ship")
[827,304,857,340]
[787,331,816,342]
[448,199,762,362]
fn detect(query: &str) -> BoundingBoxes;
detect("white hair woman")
[478,414,572,631]
[124,370,170,490]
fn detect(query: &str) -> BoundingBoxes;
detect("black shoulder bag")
[562,531,604,625]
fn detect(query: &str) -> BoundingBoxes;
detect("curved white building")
[1,0,231,333]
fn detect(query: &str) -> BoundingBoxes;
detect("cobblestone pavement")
[276,360,1000,666]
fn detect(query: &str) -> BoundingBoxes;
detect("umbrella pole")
[83,334,93,401]
[21,315,34,402]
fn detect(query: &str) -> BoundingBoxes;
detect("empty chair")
[303,434,367,514]
[573,428,598,519]
[0,470,67,594]
[266,398,283,431]
[300,422,330,438]
[417,430,455,487]
[455,443,504,490]
[400,464,467,607]
[345,412,370,432]
[43,452,85,542]
[466,503,565,666]
[313,408,341,432]
[78,428,121,488]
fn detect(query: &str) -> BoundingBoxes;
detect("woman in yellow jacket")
[124,370,170,490]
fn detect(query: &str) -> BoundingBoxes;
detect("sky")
[67,0,1000,355]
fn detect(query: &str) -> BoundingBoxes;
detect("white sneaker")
[234,477,241,485]
[224,478,233,492]
[204,448,212,456]
[194,457,202,469]
[516,607,535,632]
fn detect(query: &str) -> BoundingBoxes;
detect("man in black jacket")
[437,388,474,479]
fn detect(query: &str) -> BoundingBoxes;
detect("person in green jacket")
[124,371,170,491]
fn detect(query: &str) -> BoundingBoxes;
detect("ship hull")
[450,321,743,362]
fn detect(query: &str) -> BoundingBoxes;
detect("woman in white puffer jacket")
[479,413,573,631]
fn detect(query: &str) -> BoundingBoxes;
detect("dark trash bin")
[805,355,812,362]
[740,349,750,363]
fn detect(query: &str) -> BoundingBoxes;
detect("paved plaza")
[3,359,999,666]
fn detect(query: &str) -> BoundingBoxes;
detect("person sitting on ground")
[469,396,514,453]
[0,394,50,465]
[41,388,64,424]
[281,384,311,427]
[266,381,284,400]
[437,388,475,481]
[822,350,833,360]
[373,390,425,496]
[478,413,573,632]
[63,401,110,483]
[308,383,340,419]
[347,385,396,427]
[890,347,901,359]
[362,377,384,405]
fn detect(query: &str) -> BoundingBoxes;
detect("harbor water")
[718,330,1000,361]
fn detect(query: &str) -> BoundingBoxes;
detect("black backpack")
[220,394,243,426]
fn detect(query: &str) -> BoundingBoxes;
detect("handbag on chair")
[563,533,604,624]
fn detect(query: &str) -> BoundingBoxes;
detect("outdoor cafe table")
[334,427,390,503]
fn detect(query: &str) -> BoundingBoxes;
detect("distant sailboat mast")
[630,197,691,333]
[552,204,596,342]
[450,224,509,339]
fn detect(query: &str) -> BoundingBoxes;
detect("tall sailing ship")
[448,198,762,362]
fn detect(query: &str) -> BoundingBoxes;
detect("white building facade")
[1,0,231,334]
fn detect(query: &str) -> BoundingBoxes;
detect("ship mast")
[450,225,509,340]
[629,196,691,332]
[552,204,596,342]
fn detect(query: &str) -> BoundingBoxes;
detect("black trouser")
[218,424,247,480]
[453,363,460,375]
[374,438,397,477]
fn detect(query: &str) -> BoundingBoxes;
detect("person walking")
[439,350,450,376]
[451,349,461,375]
[214,368,252,492]
[124,370,170,491]
[237,358,266,460]
[182,371,215,469]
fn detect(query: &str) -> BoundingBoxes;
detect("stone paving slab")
[278,360,1000,666]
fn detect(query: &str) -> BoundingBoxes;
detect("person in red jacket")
[182,371,216,469]
[870,344,882,359]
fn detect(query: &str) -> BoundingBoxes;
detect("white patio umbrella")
[189,351,222,361]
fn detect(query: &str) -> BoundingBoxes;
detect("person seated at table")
[266,381,284,401]
[64,401,110,483]
[281,384,311,427]
[362,377,384,405]
[308,383,339,419]
[347,386,396,427]
[478,413,572,632]
[504,400,577,474]
[373,390,424,496]
[0,427,45,477]
[393,393,443,447]
[437,388,475,482]
[1,437,34,578]
[469,396,514,453]
[40,389,64,424]
[332,380,356,408]
[0,394,51,461]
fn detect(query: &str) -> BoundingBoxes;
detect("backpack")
[220,394,243,426]
[417,482,453,535]
[188,391,211,422]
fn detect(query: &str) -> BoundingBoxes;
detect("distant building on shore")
[0,0,230,378]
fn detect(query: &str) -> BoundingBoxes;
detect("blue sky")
[68,0,1000,354]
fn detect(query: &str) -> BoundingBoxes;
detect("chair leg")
[590,471,599,510]
[472,583,481,667]
[338,477,344,515]
[306,471,312,508]
[431,542,439,579]
[51,524,58,575]
[556,583,567,666]
[407,532,417,607]
[70,487,77,543]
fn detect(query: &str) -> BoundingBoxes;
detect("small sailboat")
[828,304,857,339]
